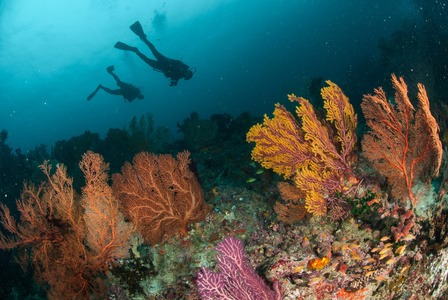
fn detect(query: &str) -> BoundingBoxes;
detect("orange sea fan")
[112,151,212,246]
[361,74,442,208]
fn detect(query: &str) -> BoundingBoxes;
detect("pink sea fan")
[197,236,282,300]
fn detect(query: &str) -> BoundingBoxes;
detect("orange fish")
[365,270,375,277]
[293,266,305,273]
[379,248,392,255]
[395,245,407,255]
[349,243,361,250]
[308,277,324,285]
[350,251,363,261]
[379,252,391,260]
[384,243,393,248]
[386,257,397,265]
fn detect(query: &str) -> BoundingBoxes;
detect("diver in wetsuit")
[114,21,195,87]
[87,65,144,102]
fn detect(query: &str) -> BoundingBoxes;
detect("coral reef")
[177,112,219,151]
[0,77,447,300]
[124,113,173,154]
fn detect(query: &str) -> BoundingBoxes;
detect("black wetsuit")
[128,38,190,86]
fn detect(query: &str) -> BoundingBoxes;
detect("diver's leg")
[134,49,164,70]
[141,37,167,62]
[115,41,164,69]
[107,68,121,84]
[98,85,123,96]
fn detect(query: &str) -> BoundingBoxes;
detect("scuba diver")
[114,21,195,87]
[87,65,144,102]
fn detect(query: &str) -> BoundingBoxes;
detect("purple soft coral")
[197,236,282,300]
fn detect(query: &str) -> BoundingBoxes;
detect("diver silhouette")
[87,65,144,102]
[114,21,195,87]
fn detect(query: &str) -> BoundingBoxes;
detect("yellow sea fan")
[246,103,313,179]
[248,82,358,219]
[294,161,338,192]
[294,161,324,191]
[321,80,357,155]
[304,189,326,216]
[290,95,339,162]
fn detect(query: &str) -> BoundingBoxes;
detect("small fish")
[363,265,373,270]
[350,251,363,261]
[379,252,391,260]
[367,198,380,206]
[380,236,391,242]
[379,248,392,255]
[400,266,410,274]
[395,244,407,255]
[386,257,397,265]
[375,276,387,281]
[255,169,264,174]
[293,266,305,273]
[402,234,416,242]
[246,178,257,183]
[365,270,375,277]
[349,243,361,250]
[371,247,381,253]
[366,257,377,263]
[308,277,324,285]
[384,243,393,248]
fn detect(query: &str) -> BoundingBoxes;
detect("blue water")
[0,0,422,151]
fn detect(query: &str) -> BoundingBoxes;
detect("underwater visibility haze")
[0,0,418,151]
[1,0,448,299]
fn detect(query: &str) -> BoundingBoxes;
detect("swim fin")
[130,21,146,39]
[106,65,114,73]
[114,41,137,52]
[87,85,101,101]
